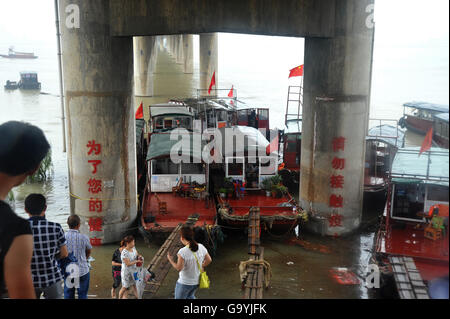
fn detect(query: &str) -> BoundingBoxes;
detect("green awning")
[391,147,449,186]
[147,130,205,161]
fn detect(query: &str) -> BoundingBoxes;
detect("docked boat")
[432,113,449,149]
[4,80,18,90]
[373,147,449,296]
[213,125,302,234]
[138,129,223,254]
[18,72,41,90]
[364,123,405,208]
[0,47,38,59]
[278,118,301,193]
[399,102,448,135]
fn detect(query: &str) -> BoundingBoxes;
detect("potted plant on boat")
[261,178,273,197]
[271,184,288,198]
[219,188,227,198]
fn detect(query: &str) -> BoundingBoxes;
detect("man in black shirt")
[0,121,51,299]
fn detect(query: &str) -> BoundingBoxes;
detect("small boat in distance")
[0,47,38,59]
[18,72,41,90]
[4,80,18,90]
[399,101,449,135]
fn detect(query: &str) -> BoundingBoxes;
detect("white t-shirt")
[177,243,208,286]
[121,247,138,275]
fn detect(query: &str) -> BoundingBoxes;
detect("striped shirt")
[28,216,66,288]
[65,229,92,277]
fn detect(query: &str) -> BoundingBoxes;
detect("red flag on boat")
[208,71,216,95]
[266,133,279,155]
[288,64,304,78]
[135,102,144,119]
[419,127,433,156]
[228,85,234,98]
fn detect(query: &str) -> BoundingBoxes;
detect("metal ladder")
[285,85,303,125]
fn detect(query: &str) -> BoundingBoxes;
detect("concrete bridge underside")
[59,0,374,244]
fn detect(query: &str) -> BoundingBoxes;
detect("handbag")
[192,250,210,289]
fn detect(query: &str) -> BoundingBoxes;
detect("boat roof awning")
[403,101,449,113]
[366,124,405,148]
[391,147,449,186]
[216,125,277,157]
[433,113,449,123]
[285,119,302,134]
[149,104,193,117]
[146,130,205,161]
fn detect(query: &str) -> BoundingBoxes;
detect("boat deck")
[377,222,449,281]
[142,192,216,232]
[221,191,296,217]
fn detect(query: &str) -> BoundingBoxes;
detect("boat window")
[426,185,449,202]
[182,163,205,175]
[154,117,164,130]
[152,158,179,175]
[217,110,227,122]
[238,110,248,122]
[286,134,298,152]
[164,119,173,128]
[258,109,268,121]
[392,183,425,221]
[228,161,243,176]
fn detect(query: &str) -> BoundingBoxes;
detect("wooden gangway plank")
[142,214,199,299]
[389,256,429,299]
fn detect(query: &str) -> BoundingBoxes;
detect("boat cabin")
[146,132,206,192]
[388,147,448,223]
[282,119,302,172]
[365,123,405,193]
[148,103,194,133]
[18,71,41,90]
[399,102,448,135]
[433,113,449,149]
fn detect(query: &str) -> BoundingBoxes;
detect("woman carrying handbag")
[167,225,212,299]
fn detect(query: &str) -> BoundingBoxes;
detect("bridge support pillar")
[199,33,218,95]
[134,36,157,97]
[300,0,374,236]
[175,35,184,64]
[183,34,194,74]
[59,0,137,244]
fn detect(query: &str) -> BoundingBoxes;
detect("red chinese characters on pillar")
[88,217,103,232]
[89,198,103,213]
[328,213,343,227]
[332,137,346,152]
[332,157,345,170]
[87,178,102,194]
[90,237,102,246]
[88,160,102,174]
[87,140,101,156]
[330,175,344,189]
[329,194,344,208]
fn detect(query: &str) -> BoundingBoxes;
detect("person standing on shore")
[25,194,68,299]
[0,121,51,299]
[118,236,142,299]
[111,240,125,298]
[167,225,212,299]
[64,215,92,299]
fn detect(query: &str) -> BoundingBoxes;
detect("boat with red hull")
[432,113,449,149]
[373,147,449,296]
[399,101,448,135]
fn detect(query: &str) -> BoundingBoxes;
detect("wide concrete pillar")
[182,34,194,74]
[175,35,184,64]
[300,0,374,236]
[133,36,157,97]
[59,0,137,245]
[199,33,218,95]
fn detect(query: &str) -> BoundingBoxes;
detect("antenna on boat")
[54,0,67,153]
